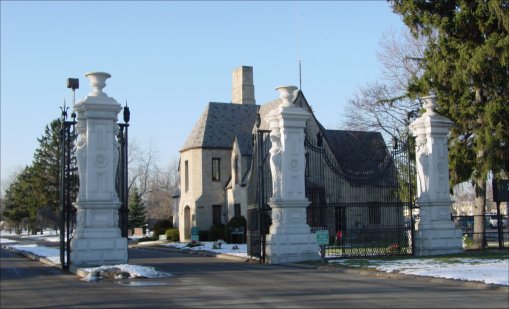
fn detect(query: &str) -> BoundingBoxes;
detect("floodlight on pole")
[67,78,79,106]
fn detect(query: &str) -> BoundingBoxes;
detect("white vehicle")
[487,215,508,229]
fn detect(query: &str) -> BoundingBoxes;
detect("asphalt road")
[1,246,508,308]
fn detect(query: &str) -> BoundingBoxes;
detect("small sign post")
[493,180,509,248]
[316,230,329,264]
[191,227,200,242]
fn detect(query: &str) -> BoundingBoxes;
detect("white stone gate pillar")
[71,72,128,266]
[265,85,320,264]
[409,94,463,256]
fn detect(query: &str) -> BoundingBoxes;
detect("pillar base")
[414,200,463,256]
[413,230,463,256]
[266,232,320,264]
[71,237,127,267]
[266,200,320,264]
[71,200,128,267]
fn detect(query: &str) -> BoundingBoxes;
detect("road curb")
[3,241,508,292]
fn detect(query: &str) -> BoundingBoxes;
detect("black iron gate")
[59,105,77,271]
[305,132,416,258]
[247,121,272,263]
[247,116,416,260]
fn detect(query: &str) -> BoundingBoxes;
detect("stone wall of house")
[177,148,202,241]
[195,148,231,230]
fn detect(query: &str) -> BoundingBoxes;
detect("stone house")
[173,66,397,242]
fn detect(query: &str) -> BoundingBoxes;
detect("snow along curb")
[316,264,509,292]
[1,243,92,279]
[2,244,58,268]
[144,244,259,263]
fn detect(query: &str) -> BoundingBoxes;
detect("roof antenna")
[297,6,302,91]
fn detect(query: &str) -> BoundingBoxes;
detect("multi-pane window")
[184,160,189,192]
[213,205,222,225]
[212,158,220,181]
[234,204,241,218]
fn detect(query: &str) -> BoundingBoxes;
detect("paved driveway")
[1,246,508,308]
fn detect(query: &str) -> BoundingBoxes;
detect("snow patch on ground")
[0,238,17,244]
[82,264,172,282]
[6,243,61,264]
[163,241,250,258]
[329,258,509,286]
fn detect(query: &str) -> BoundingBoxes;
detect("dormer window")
[212,158,220,181]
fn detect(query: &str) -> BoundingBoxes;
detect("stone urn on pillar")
[265,85,320,264]
[71,72,128,267]
[409,94,463,256]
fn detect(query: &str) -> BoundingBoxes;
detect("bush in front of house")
[225,216,246,243]
[152,219,173,239]
[165,228,180,242]
[137,236,157,242]
[208,223,226,241]
[199,230,209,241]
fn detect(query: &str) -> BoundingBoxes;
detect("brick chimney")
[232,66,255,104]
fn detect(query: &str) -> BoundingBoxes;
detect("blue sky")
[1,1,405,188]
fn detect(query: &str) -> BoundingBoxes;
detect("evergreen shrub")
[199,230,209,241]
[209,223,226,241]
[153,219,173,238]
[225,216,246,243]
[165,228,180,241]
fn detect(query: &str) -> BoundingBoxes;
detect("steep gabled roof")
[181,102,259,152]
[323,130,390,173]
[180,94,391,178]
[234,132,255,156]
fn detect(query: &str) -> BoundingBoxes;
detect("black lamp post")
[118,102,130,238]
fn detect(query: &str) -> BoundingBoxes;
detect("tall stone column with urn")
[265,85,320,264]
[71,72,128,266]
[409,94,463,256]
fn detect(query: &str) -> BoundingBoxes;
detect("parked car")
[455,216,474,231]
[487,215,508,229]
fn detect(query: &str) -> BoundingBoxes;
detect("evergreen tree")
[32,119,64,215]
[128,187,147,230]
[3,118,77,233]
[4,165,47,234]
[391,0,509,248]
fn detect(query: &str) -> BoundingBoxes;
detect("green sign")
[191,227,200,241]
[191,227,200,235]
[316,230,329,245]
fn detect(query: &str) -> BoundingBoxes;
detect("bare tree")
[341,28,427,141]
[342,81,417,139]
[144,159,179,221]
[126,138,179,222]
[128,138,157,197]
